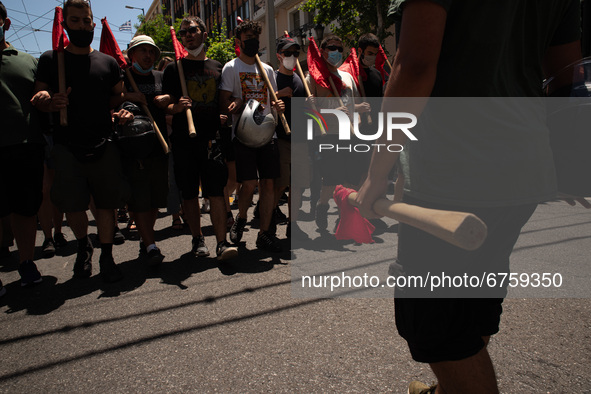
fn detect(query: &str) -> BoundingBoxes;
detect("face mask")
[66,28,94,48]
[133,62,154,74]
[362,54,376,67]
[185,43,205,58]
[282,56,297,70]
[0,24,4,42]
[241,38,259,57]
[327,50,342,67]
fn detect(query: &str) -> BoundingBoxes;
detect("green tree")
[135,7,184,59]
[300,0,395,50]
[206,21,236,65]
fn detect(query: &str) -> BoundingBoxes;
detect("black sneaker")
[53,232,68,248]
[230,215,247,244]
[41,238,56,258]
[99,254,123,283]
[145,247,165,267]
[113,227,125,245]
[18,260,43,287]
[216,241,238,261]
[73,240,93,278]
[315,203,329,231]
[274,207,288,224]
[256,231,282,253]
[191,235,210,257]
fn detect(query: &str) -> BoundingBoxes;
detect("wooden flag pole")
[254,54,291,135]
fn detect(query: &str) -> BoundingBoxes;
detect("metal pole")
[170,0,175,22]
[200,0,205,21]
[266,0,277,68]
[183,0,188,15]
[220,0,227,37]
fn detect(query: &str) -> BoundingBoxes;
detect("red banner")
[52,7,69,52]
[375,44,389,85]
[339,47,360,90]
[99,18,128,69]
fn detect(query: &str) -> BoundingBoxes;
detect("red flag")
[170,26,188,60]
[333,185,375,244]
[375,44,389,85]
[99,18,128,69]
[234,16,244,57]
[339,48,360,90]
[307,36,342,96]
[52,7,69,51]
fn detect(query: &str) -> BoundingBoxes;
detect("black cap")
[277,37,300,53]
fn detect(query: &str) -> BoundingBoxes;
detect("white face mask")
[185,43,205,58]
[362,54,376,67]
[282,56,297,70]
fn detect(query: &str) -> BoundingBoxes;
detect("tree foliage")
[135,7,184,59]
[300,0,395,51]
[206,21,236,65]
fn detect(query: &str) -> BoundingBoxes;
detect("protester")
[0,1,45,288]
[220,19,285,252]
[162,16,237,260]
[121,34,169,267]
[32,0,131,283]
[356,1,585,393]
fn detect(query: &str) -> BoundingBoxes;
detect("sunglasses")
[178,26,200,37]
[324,45,343,52]
[282,51,300,57]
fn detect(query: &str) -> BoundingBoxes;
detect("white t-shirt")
[220,57,278,137]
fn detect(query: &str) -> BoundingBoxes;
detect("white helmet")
[235,99,277,148]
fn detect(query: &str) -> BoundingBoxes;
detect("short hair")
[358,33,380,50]
[235,19,262,39]
[158,56,173,71]
[320,34,342,49]
[0,2,7,21]
[63,0,93,20]
[181,16,206,33]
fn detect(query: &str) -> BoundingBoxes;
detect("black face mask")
[66,28,94,48]
[241,38,259,57]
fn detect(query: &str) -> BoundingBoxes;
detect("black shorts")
[122,154,169,212]
[233,138,280,183]
[0,143,44,217]
[392,196,537,363]
[172,139,228,200]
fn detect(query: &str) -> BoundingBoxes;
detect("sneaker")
[53,232,68,248]
[407,381,437,394]
[73,240,93,278]
[201,199,211,213]
[41,238,56,259]
[145,247,164,267]
[274,206,288,224]
[256,231,282,253]
[216,241,238,261]
[226,212,235,231]
[113,227,125,245]
[0,280,6,298]
[191,236,210,257]
[315,203,330,231]
[99,254,123,283]
[229,215,247,244]
[18,260,43,287]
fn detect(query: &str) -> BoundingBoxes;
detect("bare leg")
[209,196,227,243]
[237,180,256,220]
[258,178,275,233]
[10,214,37,262]
[66,211,88,240]
[134,209,158,246]
[38,164,55,240]
[183,197,202,238]
[318,185,335,205]
[95,209,115,244]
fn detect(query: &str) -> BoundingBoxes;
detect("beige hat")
[127,35,161,59]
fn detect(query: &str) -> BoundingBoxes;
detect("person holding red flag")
[0,1,46,288]
[31,0,132,283]
[306,34,370,232]
[162,16,238,261]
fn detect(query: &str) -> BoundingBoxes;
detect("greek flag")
[119,20,132,31]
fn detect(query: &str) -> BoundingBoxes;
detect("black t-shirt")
[275,71,305,141]
[123,69,167,141]
[360,66,383,129]
[36,50,122,147]
[162,58,222,142]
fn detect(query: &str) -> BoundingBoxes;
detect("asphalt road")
[0,194,589,393]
